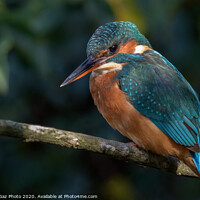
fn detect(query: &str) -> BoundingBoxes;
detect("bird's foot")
[127,141,138,146]
[127,141,144,150]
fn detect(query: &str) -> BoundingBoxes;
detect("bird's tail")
[190,117,200,175]
[190,151,200,174]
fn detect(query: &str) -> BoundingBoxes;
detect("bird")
[60,21,200,175]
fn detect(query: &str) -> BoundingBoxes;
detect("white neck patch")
[134,45,150,53]
[91,45,150,77]
[92,62,122,77]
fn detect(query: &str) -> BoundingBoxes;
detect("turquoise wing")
[116,50,200,150]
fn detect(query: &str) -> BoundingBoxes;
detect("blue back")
[115,50,200,149]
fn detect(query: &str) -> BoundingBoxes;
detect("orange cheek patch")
[118,40,138,54]
[97,49,108,57]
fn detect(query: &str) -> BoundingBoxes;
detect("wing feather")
[117,50,200,151]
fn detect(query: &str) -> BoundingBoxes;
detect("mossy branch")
[0,120,197,178]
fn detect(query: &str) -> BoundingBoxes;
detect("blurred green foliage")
[0,0,200,199]
[0,33,11,94]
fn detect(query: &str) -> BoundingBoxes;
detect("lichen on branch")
[0,120,197,178]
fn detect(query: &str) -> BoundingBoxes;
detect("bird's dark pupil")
[109,45,118,53]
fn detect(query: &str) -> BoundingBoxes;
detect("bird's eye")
[109,45,118,53]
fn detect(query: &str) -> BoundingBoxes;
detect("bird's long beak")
[60,55,107,87]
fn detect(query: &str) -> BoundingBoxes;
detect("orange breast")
[89,71,192,161]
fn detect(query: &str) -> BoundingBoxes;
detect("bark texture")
[0,120,197,178]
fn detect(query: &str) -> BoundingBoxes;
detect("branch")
[0,120,197,178]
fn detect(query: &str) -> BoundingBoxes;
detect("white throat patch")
[92,62,122,76]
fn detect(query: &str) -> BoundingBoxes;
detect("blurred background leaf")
[106,0,147,32]
[0,0,199,199]
[0,32,12,95]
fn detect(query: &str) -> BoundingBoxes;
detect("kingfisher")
[61,21,200,175]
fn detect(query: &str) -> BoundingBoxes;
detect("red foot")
[127,141,138,146]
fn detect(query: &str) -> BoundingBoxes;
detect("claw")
[127,141,138,146]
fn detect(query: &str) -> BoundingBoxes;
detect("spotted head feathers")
[87,21,151,58]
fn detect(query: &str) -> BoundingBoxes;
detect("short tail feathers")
[190,151,200,175]
[190,117,200,175]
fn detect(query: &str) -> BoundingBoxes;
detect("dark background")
[0,0,200,199]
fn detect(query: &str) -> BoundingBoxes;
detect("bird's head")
[61,21,151,87]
